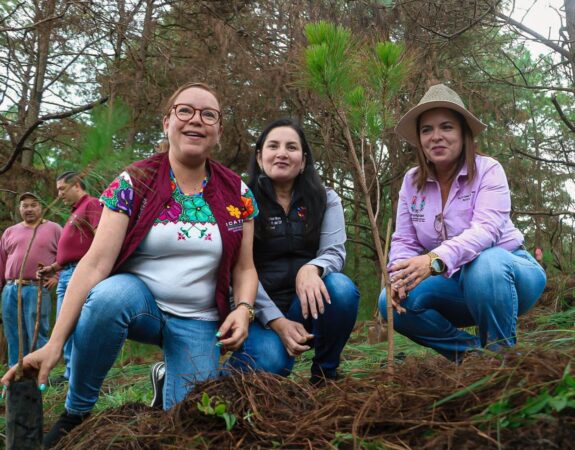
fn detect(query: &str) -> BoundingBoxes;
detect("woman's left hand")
[216,307,251,351]
[389,255,432,299]
[295,264,330,320]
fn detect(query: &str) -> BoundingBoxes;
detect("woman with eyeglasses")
[2,82,259,447]
[379,84,546,362]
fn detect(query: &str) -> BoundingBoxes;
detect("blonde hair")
[158,82,221,153]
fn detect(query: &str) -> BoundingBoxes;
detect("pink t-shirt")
[0,221,62,287]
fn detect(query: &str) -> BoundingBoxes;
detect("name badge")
[226,219,244,233]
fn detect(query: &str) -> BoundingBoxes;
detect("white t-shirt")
[100,168,258,319]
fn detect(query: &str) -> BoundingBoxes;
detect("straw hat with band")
[395,83,487,148]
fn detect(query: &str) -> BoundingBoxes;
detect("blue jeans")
[1,283,51,367]
[227,273,360,379]
[56,263,77,379]
[65,273,219,414]
[379,248,546,361]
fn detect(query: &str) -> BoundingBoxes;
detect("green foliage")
[80,100,131,166]
[303,21,411,288]
[535,307,575,330]
[368,41,406,98]
[304,21,409,144]
[304,21,355,101]
[43,99,134,215]
[197,392,237,431]
[434,373,497,408]
[372,0,394,6]
[331,432,387,449]
[481,364,575,429]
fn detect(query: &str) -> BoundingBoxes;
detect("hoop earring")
[214,142,222,153]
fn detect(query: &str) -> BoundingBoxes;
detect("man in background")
[0,192,61,366]
[38,172,102,383]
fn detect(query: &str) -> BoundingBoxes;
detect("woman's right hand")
[1,342,62,387]
[295,264,330,320]
[389,285,407,314]
[270,317,314,357]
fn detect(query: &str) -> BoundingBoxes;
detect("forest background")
[1,0,574,316]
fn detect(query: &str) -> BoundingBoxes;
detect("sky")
[507,1,575,203]
[507,0,564,56]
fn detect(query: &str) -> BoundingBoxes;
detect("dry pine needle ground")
[56,342,575,450]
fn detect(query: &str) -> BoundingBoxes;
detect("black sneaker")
[310,368,339,387]
[43,411,89,449]
[150,361,166,408]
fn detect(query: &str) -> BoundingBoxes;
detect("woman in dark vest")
[2,82,259,447]
[228,118,360,384]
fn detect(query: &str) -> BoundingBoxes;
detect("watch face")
[431,258,443,273]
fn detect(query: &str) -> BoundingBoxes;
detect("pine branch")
[0,97,108,175]
[510,146,575,168]
[551,95,575,133]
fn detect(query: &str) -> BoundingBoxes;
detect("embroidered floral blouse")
[100,169,258,319]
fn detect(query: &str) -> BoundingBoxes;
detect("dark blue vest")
[253,185,319,313]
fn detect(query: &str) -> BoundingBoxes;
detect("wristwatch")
[236,302,255,322]
[427,252,446,275]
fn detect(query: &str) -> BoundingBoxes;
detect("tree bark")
[21,0,56,167]
[565,0,575,81]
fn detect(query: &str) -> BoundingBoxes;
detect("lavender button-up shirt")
[389,155,524,277]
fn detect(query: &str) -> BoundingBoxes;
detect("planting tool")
[5,228,45,449]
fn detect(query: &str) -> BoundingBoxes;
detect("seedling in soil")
[197,392,237,431]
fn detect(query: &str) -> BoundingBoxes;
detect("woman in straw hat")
[379,83,546,362]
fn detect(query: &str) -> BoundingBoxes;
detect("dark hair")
[248,118,327,243]
[413,109,479,191]
[56,171,86,190]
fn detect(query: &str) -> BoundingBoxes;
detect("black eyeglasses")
[172,104,221,125]
[434,213,447,243]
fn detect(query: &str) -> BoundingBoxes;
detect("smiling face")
[162,87,222,165]
[257,126,306,187]
[418,108,464,173]
[19,197,42,225]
